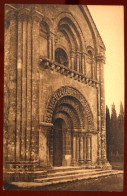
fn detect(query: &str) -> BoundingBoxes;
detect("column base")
[78,159,85,165]
[71,159,78,166]
[96,159,112,170]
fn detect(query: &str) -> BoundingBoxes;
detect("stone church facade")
[4,4,111,182]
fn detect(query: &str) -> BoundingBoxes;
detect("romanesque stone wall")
[4,4,108,176]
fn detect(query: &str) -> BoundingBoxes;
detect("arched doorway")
[46,86,94,167]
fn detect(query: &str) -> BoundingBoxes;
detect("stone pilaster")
[21,17,27,161]
[16,14,22,161]
[7,11,17,161]
[96,82,102,161]
[31,11,42,161]
[4,12,10,163]
[96,54,111,169]
[26,16,32,161]
[15,9,33,162]
[99,56,107,161]
[96,55,103,163]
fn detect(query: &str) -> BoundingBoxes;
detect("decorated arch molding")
[53,12,86,52]
[45,86,94,131]
[53,112,73,129]
[55,96,85,128]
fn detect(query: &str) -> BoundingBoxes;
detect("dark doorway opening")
[53,118,65,166]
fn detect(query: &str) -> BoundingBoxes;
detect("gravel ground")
[4,173,124,191]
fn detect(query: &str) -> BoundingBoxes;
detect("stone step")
[48,165,96,173]
[11,170,123,188]
[34,170,122,183]
[47,168,102,177]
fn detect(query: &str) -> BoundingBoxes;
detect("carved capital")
[70,51,75,58]
[18,8,31,21]
[6,10,17,21]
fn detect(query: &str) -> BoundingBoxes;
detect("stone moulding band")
[40,56,99,87]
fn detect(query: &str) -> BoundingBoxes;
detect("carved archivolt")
[45,86,94,131]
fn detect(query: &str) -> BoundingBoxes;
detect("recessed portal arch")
[46,86,94,167]
[45,86,94,131]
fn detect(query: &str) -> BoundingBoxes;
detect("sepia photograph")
[3,4,124,191]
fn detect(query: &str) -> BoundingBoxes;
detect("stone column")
[48,34,52,59]
[72,135,76,165]
[81,53,85,75]
[79,135,84,163]
[7,11,17,161]
[76,52,80,72]
[21,17,27,161]
[70,51,75,70]
[79,53,82,73]
[16,15,23,161]
[93,59,97,80]
[91,61,93,79]
[51,34,55,60]
[76,136,79,162]
[83,136,86,161]
[92,60,95,80]
[86,136,91,161]
[31,11,42,161]
[26,16,32,161]
[96,56,100,81]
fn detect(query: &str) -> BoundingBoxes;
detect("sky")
[88,5,124,115]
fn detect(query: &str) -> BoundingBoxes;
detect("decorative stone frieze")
[40,56,98,88]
